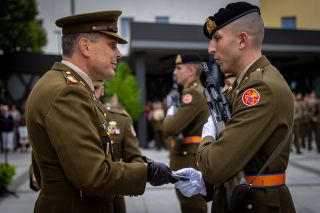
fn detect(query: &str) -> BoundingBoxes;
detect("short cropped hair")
[61,32,98,56]
[229,12,264,49]
[186,63,203,77]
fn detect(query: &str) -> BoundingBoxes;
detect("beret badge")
[175,54,182,64]
[205,17,216,36]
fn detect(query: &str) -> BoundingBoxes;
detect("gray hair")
[61,32,98,56]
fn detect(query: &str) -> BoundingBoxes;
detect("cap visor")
[101,31,127,44]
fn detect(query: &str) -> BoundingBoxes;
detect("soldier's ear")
[238,32,249,50]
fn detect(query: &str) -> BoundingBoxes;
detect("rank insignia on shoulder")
[67,76,78,84]
[182,94,193,104]
[242,88,260,106]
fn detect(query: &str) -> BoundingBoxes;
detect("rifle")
[201,57,248,210]
[201,59,231,137]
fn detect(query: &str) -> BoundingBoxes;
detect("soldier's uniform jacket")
[26,62,147,213]
[103,107,144,213]
[197,56,295,212]
[105,108,144,163]
[163,80,209,170]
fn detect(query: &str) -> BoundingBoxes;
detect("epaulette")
[249,67,264,81]
[107,107,130,118]
[62,71,78,85]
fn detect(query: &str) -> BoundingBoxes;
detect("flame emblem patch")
[242,88,260,106]
[182,94,193,104]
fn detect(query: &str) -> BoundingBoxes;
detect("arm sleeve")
[197,80,277,184]
[163,89,202,136]
[122,117,144,163]
[45,86,147,196]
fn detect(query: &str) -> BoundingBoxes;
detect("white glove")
[201,116,216,139]
[174,168,207,197]
[166,106,176,116]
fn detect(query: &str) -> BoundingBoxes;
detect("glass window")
[155,16,169,24]
[120,17,134,40]
[281,17,296,29]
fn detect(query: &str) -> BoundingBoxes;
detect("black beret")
[175,54,202,65]
[203,2,260,39]
[56,11,127,44]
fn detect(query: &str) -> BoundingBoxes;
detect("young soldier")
[175,2,296,212]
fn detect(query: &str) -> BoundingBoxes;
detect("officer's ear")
[78,37,91,57]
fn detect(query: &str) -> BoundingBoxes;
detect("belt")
[182,136,202,144]
[245,172,286,188]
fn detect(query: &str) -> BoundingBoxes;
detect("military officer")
[94,80,144,213]
[163,54,209,213]
[175,2,296,212]
[25,11,175,213]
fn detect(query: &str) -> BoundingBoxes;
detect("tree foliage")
[105,62,144,121]
[0,0,47,53]
[0,164,15,187]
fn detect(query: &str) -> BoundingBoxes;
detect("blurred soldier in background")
[163,54,209,213]
[151,101,165,150]
[293,92,303,154]
[94,80,145,213]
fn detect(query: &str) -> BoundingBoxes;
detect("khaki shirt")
[26,62,147,213]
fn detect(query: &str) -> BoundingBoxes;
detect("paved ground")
[0,147,319,213]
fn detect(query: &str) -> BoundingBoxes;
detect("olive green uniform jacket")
[197,56,296,213]
[105,107,145,213]
[25,62,147,213]
[163,80,209,213]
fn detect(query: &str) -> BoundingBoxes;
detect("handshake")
[143,156,177,186]
[143,157,206,197]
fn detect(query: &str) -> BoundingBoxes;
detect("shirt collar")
[237,57,260,84]
[61,60,94,91]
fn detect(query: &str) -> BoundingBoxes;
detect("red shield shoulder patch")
[182,94,193,104]
[242,88,260,106]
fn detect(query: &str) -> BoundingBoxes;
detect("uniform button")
[236,90,239,95]
[111,141,114,144]
[247,204,253,209]
[103,113,107,118]
[183,151,187,155]
[66,71,71,74]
